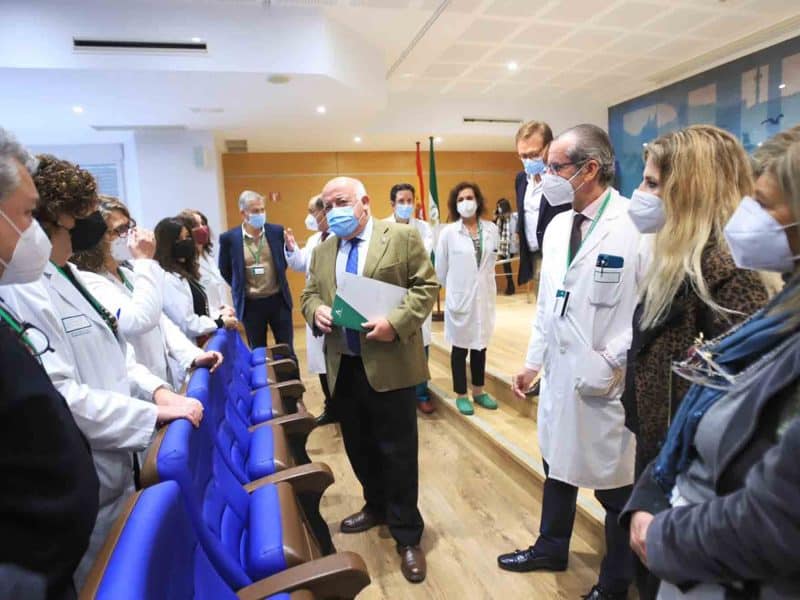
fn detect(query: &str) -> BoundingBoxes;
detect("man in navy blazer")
[515,121,571,286]
[218,190,295,355]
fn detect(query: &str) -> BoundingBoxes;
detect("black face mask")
[70,210,108,252]
[173,239,196,261]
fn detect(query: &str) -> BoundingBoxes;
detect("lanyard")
[0,301,39,354]
[53,262,118,335]
[465,220,483,266]
[566,190,611,269]
[118,268,134,292]
[246,233,265,264]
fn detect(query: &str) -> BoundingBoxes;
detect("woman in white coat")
[435,181,499,415]
[285,195,335,425]
[154,216,238,345]
[73,197,224,389]
[4,155,204,589]
[179,208,234,317]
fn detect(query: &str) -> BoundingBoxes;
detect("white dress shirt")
[335,216,373,280]
[523,175,543,252]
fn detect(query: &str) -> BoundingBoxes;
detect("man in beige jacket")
[301,176,438,583]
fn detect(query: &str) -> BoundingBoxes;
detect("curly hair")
[447,181,486,222]
[32,154,98,226]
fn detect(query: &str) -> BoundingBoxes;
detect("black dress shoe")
[340,510,385,533]
[497,546,567,572]
[315,410,337,426]
[582,584,628,600]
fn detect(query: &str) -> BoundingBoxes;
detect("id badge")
[252,266,266,276]
[554,289,570,317]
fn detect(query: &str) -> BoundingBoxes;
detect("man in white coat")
[384,183,436,414]
[498,124,643,600]
[285,195,335,425]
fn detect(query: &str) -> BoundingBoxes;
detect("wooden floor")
[294,318,607,600]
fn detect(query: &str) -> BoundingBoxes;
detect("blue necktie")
[345,238,361,355]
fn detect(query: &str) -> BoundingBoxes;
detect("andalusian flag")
[428,136,440,226]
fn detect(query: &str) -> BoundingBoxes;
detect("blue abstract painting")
[609,35,800,196]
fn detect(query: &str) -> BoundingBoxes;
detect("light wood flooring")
[294,321,607,600]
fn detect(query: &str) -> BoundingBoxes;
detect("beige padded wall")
[221,150,521,325]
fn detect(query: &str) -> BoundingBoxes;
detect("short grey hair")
[238,190,264,211]
[559,123,616,186]
[0,127,38,202]
[308,194,324,212]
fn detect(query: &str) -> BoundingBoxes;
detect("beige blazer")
[301,219,439,393]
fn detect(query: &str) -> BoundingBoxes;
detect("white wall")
[128,130,225,237]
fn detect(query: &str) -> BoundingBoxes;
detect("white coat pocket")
[445,290,471,315]
[574,348,618,398]
[589,253,624,307]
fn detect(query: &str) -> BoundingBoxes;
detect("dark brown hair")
[154,217,199,280]
[447,181,486,222]
[32,154,98,227]
[179,208,214,256]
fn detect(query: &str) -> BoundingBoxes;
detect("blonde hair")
[515,120,553,145]
[640,125,753,328]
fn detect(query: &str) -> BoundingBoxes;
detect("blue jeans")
[415,346,429,403]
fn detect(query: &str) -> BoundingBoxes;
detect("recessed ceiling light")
[72,105,84,114]
[354,136,362,143]
[267,74,291,85]
[507,61,519,72]
[191,37,203,43]
[434,136,443,143]
[779,83,787,89]
[316,105,327,114]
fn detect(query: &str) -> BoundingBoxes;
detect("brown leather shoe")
[398,545,426,583]
[340,510,385,533]
[417,400,435,414]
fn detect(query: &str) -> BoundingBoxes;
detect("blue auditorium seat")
[81,481,368,600]
[142,413,335,586]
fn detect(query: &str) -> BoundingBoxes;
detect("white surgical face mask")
[0,208,52,285]
[304,213,319,232]
[111,236,133,263]
[628,189,666,233]
[457,199,477,218]
[723,196,800,273]
[542,164,586,207]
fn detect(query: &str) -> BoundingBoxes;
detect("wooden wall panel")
[222,150,520,325]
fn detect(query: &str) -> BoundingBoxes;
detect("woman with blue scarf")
[620,127,800,600]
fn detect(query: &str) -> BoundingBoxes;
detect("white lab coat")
[525,189,646,489]
[199,252,232,314]
[162,271,218,342]
[4,262,165,589]
[286,231,328,374]
[384,214,435,346]
[79,260,202,388]
[435,219,499,350]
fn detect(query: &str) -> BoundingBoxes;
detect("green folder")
[330,272,408,332]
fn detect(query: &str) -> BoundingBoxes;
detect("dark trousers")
[318,373,334,413]
[242,294,295,359]
[534,461,634,595]
[415,346,429,403]
[502,259,515,293]
[335,355,424,546]
[451,346,486,395]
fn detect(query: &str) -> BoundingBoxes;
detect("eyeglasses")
[18,322,54,358]
[546,160,586,176]
[671,336,736,391]
[110,220,136,238]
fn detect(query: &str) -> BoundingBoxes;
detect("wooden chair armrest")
[139,426,168,488]
[267,343,292,359]
[270,380,306,399]
[249,412,315,435]
[244,463,334,495]
[236,552,370,600]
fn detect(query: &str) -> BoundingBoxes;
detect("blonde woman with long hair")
[622,125,772,599]
[622,127,800,600]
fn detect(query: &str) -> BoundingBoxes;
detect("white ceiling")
[1,0,799,151]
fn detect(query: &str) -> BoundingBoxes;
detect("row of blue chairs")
[80,331,370,599]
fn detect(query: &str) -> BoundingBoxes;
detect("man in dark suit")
[301,176,438,583]
[515,120,571,286]
[218,190,294,355]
